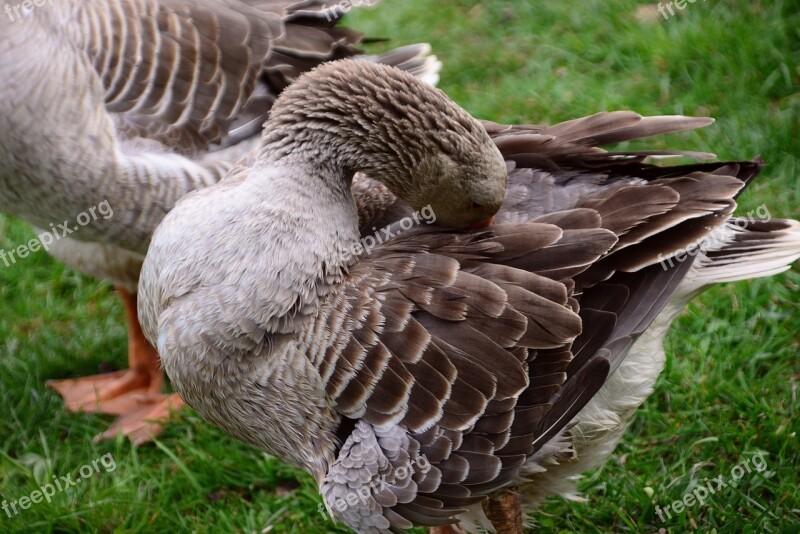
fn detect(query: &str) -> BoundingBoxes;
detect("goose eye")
[471,202,484,210]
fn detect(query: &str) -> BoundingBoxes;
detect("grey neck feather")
[257,59,488,201]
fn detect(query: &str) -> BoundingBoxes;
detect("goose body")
[0,0,439,442]
[139,60,800,532]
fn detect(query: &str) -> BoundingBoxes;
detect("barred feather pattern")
[310,222,618,531]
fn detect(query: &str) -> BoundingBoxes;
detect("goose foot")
[47,286,183,444]
[483,490,523,534]
[47,367,157,414]
[93,393,184,446]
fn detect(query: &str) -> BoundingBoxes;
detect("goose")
[0,0,440,444]
[138,59,800,532]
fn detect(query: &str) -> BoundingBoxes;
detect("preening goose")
[0,0,439,443]
[139,60,800,533]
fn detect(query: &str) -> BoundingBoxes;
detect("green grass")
[1,0,798,532]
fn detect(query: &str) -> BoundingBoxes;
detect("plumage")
[139,59,800,533]
[0,0,440,442]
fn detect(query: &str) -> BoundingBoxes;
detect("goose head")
[258,59,508,228]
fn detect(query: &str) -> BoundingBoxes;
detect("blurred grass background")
[0,0,798,532]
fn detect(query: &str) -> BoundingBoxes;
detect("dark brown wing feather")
[314,219,618,522]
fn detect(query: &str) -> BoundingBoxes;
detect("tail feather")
[359,43,442,86]
[542,112,715,146]
[691,219,800,285]
[485,112,718,170]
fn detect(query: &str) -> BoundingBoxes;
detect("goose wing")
[321,112,761,529]
[316,215,614,528]
[62,0,365,152]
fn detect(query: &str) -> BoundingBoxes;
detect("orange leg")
[482,490,524,534]
[430,491,523,534]
[47,287,184,445]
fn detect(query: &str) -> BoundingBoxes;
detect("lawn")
[0,1,798,532]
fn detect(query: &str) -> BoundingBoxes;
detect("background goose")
[139,60,800,533]
[0,0,439,444]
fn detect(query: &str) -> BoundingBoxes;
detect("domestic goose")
[0,0,439,444]
[139,60,800,533]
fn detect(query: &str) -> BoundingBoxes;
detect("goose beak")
[466,216,494,229]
